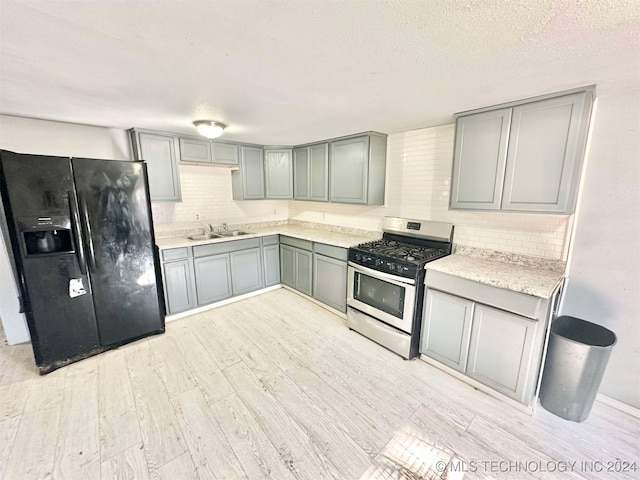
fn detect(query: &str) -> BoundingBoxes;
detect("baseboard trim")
[596,393,640,419]
[165,285,282,322]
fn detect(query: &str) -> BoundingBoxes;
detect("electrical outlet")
[322,212,326,220]
[194,212,201,221]
[273,209,277,215]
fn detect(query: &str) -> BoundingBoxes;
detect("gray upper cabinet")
[230,248,264,295]
[450,89,593,214]
[329,134,387,205]
[421,289,474,372]
[179,137,212,163]
[502,93,589,212]
[293,146,310,200]
[450,109,511,210]
[294,143,329,202]
[177,137,239,166]
[232,146,265,200]
[130,130,181,202]
[264,148,293,199]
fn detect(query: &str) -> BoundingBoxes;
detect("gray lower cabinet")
[450,89,593,214]
[329,133,386,205]
[421,289,473,372]
[466,304,537,402]
[130,130,181,202]
[312,254,347,312]
[264,148,293,199]
[422,269,556,406]
[280,239,312,296]
[262,238,281,287]
[294,143,329,201]
[232,146,265,200]
[162,259,196,314]
[230,248,264,295]
[193,254,232,305]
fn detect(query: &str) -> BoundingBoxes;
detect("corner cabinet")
[130,129,181,202]
[262,235,281,287]
[329,133,387,205]
[312,243,348,312]
[280,237,312,296]
[421,269,559,406]
[294,143,329,202]
[232,146,265,200]
[264,148,293,199]
[450,89,593,214]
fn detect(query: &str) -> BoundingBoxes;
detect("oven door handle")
[347,261,416,286]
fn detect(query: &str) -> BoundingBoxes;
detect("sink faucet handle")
[208,224,214,232]
[222,223,228,231]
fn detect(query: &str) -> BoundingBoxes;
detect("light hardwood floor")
[0,288,638,480]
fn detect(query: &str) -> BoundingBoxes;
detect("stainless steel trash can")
[539,315,616,422]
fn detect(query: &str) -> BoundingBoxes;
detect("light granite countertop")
[426,247,566,298]
[155,222,380,250]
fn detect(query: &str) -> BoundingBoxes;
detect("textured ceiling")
[0,0,639,145]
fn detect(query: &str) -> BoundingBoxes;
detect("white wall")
[560,86,640,409]
[290,125,571,259]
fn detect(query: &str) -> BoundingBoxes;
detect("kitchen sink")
[217,230,250,237]
[187,233,221,241]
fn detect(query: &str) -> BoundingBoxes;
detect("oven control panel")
[351,253,414,277]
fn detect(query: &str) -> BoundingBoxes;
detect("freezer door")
[0,151,74,217]
[22,255,100,367]
[71,158,164,346]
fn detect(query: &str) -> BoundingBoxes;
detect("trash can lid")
[551,315,616,348]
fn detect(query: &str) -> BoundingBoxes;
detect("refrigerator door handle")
[68,191,88,275]
[78,192,97,272]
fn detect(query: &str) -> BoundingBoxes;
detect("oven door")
[347,262,416,333]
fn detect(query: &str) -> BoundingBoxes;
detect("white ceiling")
[1,0,639,145]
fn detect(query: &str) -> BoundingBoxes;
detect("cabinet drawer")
[162,247,190,262]
[425,269,542,319]
[261,234,279,246]
[314,242,347,261]
[193,238,261,257]
[280,236,312,251]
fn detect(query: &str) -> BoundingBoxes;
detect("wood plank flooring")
[0,288,638,479]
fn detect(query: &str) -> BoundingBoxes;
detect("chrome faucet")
[222,223,228,232]
[208,224,215,232]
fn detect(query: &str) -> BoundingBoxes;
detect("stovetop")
[348,238,450,278]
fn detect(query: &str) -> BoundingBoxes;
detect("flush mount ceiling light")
[193,120,226,139]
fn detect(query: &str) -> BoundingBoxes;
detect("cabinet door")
[230,248,264,296]
[137,132,181,201]
[420,290,474,372]
[310,143,329,202]
[163,260,195,314]
[502,92,589,213]
[212,142,239,165]
[293,146,310,200]
[450,109,511,210]
[466,304,537,403]
[193,254,232,305]
[263,244,281,286]
[280,245,296,288]
[265,149,293,199]
[313,254,347,312]
[238,146,265,199]
[295,249,313,296]
[179,137,212,163]
[329,136,369,204]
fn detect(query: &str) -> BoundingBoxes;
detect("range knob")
[375,259,383,266]
[355,254,361,261]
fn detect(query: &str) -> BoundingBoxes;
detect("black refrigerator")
[0,150,165,373]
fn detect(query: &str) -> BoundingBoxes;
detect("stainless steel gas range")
[347,217,454,359]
